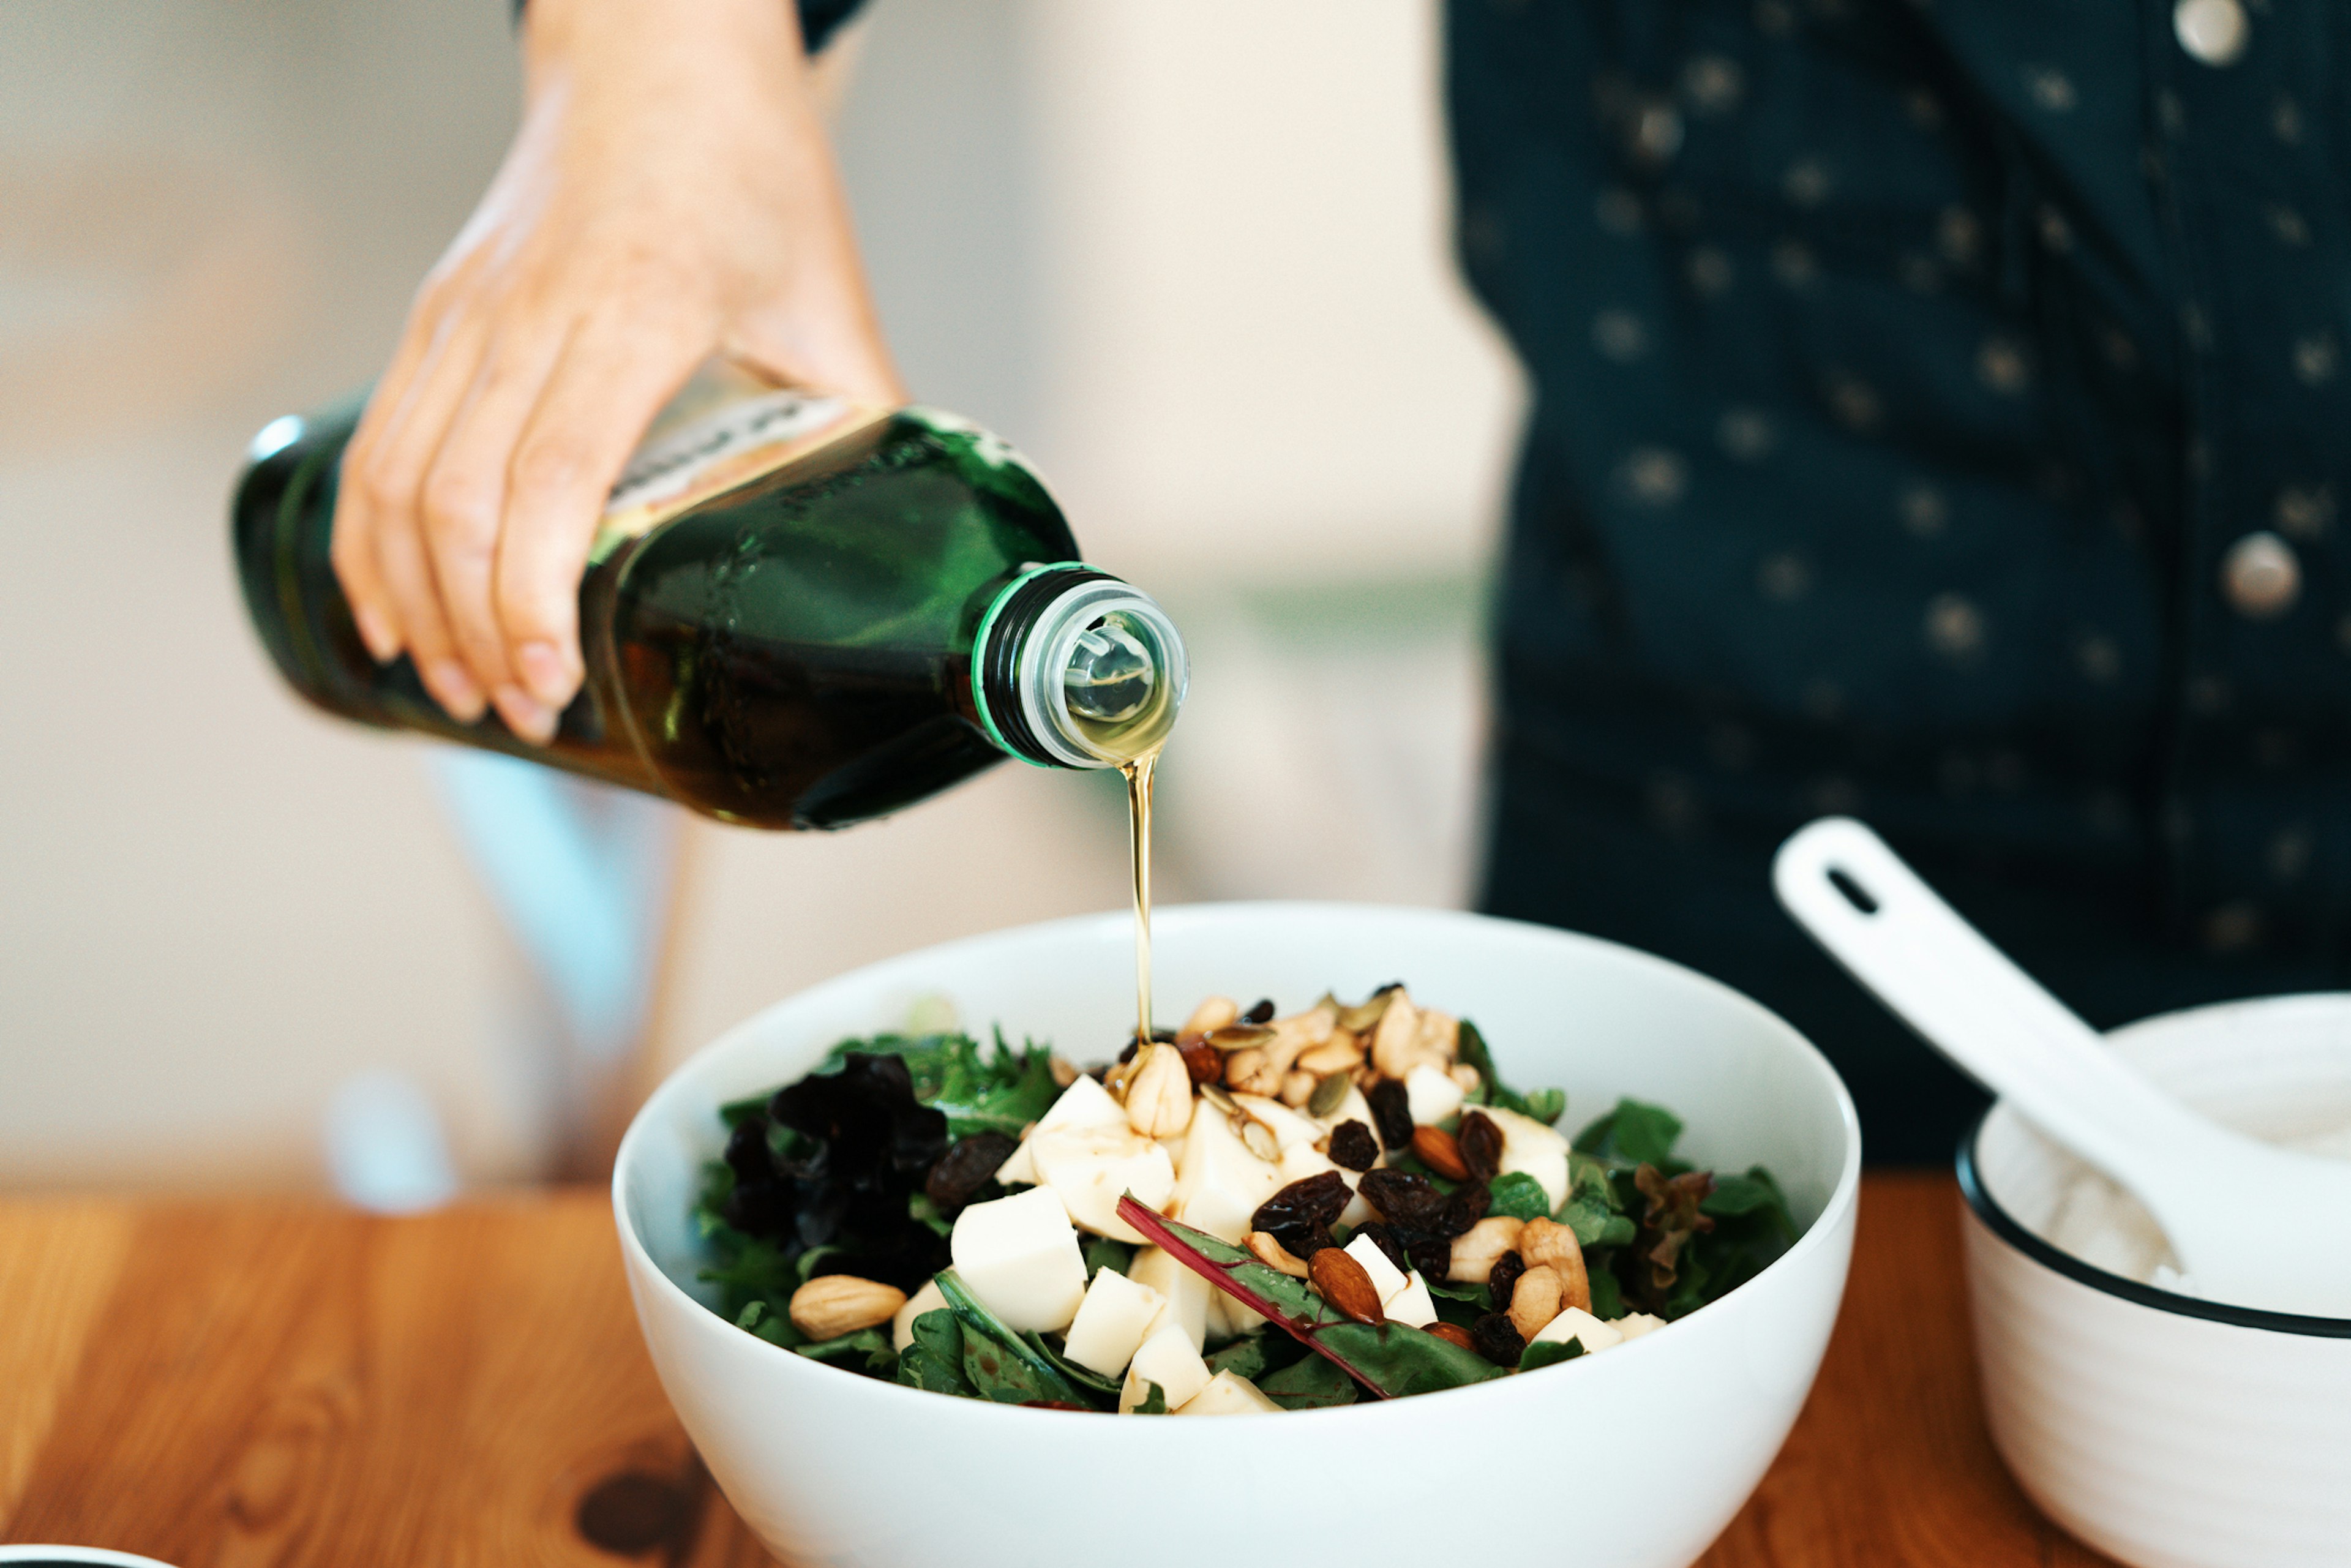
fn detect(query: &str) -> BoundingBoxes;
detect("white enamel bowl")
[1959,994,2351,1568]
[615,902,1861,1568]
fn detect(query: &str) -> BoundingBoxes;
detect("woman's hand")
[330,0,902,740]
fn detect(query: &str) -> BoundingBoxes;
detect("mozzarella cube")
[1386,1271,1440,1329]
[1480,1105,1571,1211]
[1119,1322,1210,1412]
[1175,1368,1283,1415]
[1614,1312,1667,1343]
[1128,1245,1210,1351]
[891,1277,948,1353]
[1343,1233,1411,1308]
[1172,1103,1283,1244]
[1029,1123,1176,1243]
[1205,1289,1265,1339]
[1532,1305,1624,1355]
[948,1185,1087,1332]
[1276,1142,1338,1188]
[994,1074,1128,1187]
[1060,1266,1166,1378]
[1403,1062,1466,1126]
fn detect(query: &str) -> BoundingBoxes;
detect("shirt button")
[2221,531,2301,618]
[2175,0,2249,66]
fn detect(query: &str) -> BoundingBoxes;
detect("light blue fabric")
[431,749,680,1063]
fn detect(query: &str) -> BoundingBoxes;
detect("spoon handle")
[1773,818,2214,1191]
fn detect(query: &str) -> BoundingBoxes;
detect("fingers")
[335,296,495,721]
[495,309,712,720]
[416,320,576,738]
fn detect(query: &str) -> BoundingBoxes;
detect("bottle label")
[593,367,888,553]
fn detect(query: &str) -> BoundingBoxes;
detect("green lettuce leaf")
[1486,1171,1551,1221]
[1518,1337,1585,1373]
[896,1310,973,1395]
[1573,1098,1685,1168]
[1456,1021,1566,1125]
[934,1268,1094,1407]
[795,1327,896,1375]
[1259,1352,1359,1409]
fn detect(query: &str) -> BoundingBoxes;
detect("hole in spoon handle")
[1827,866,1879,915]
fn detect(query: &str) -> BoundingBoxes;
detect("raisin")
[1327,1120,1379,1172]
[1117,1038,1140,1063]
[1487,1250,1525,1311]
[1253,1171,1350,1258]
[1439,1180,1491,1238]
[1242,998,1276,1024]
[1398,1228,1454,1280]
[1179,1040,1223,1084]
[1352,1221,1411,1276]
[924,1131,1018,1212]
[1457,1111,1504,1184]
[1471,1312,1526,1367]
[1367,1078,1415,1150]
[1357,1168,1449,1231]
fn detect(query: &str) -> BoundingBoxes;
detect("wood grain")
[0,1177,2114,1567]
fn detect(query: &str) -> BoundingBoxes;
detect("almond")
[1517,1217,1591,1313]
[1507,1263,1565,1342]
[789,1274,907,1341]
[1427,1322,1478,1352]
[1246,1229,1312,1278]
[1411,1125,1469,1181]
[1308,1245,1386,1326]
[1179,1040,1223,1084]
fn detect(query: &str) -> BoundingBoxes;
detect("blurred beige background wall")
[0,0,1519,1193]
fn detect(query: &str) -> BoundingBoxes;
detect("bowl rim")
[1957,1115,2351,1337]
[613,899,1866,1420]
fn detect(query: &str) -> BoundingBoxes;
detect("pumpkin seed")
[1307,1071,1351,1117]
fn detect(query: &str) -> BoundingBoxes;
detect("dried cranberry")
[925,1131,1018,1212]
[1242,999,1276,1024]
[1367,1079,1415,1150]
[1351,1221,1411,1276]
[1457,1111,1504,1184]
[1487,1249,1525,1311]
[1327,1120,1379,1172]
[1357,1168,1447,1231]
[1470,1312,1526,1367]
[1253,1171,1350,1258]
[1439,1180,1491,1238]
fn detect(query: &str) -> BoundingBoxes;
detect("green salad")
[694,985,1797,1412]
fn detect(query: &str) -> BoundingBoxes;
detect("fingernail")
[515,640,574,707]
[353,604,400,663]
[427,660,486,721]
[492,685,557,744]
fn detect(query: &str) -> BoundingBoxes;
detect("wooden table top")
[0,1172,2113,1567]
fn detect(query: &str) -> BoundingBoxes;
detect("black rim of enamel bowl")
[1957,1109,2351,1338]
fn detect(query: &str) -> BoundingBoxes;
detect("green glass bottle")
[231,369,1187,830]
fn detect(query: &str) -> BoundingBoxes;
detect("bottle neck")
[972,565,1188,769]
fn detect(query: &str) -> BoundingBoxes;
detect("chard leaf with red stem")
[1116,1196,1503,1400]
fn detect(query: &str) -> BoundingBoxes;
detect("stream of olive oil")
[1121,748,1160,1048]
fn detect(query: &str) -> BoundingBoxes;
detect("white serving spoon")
[1774,816,2351,1319]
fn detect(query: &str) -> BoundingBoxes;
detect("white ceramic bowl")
[1959,993,2351,1568]
[616,902,1861,1568]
